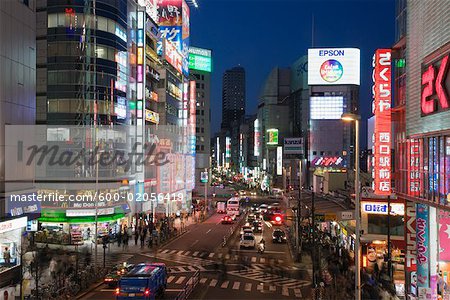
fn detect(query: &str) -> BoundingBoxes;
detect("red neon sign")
[421,54,449,115]
[372,49,392,196]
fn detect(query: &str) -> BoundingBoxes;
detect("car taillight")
[144,289,150,296]
[115,288,120,295]
[275,216,281,222]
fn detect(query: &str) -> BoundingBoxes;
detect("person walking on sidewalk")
[134,226,139,246]
[3,247,11,266]
[140,230,146,248]
[117,229,122,247]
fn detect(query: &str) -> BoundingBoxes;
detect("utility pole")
[297,159,302,262]
[387,195,392,280]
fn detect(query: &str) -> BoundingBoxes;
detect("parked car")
[272,229,287,243]
[221,215,234,224]
[240,233,256,249]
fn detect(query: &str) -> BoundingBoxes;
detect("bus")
[226,197,241,218]
[116,263,167,300]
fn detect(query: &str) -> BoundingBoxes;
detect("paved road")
[79,198,312,299]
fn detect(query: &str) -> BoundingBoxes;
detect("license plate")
[129,293,135,297]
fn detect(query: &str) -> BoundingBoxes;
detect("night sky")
[190,0,395,148]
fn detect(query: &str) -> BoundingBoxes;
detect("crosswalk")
[164,274,306,298]
[157,249,302,270]
[229,268,310,290]
[168,265,207,273]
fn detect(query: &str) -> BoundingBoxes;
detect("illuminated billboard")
[276,146,283,175]
[138,0,158,23]
[225,137,231,158]
[189,53,212,72]
[157,0,189,76]
[372,49,392,196]
[266,129,278,145]
[145,109,160,124]
[254,119,260,156]
[421,53,449,116]
[310,96,344,119]
[164,39,183,74]
[308,48,360,85]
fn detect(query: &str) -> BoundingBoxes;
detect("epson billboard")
[308,48,360,86]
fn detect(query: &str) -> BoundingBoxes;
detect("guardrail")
[174,270,200,300]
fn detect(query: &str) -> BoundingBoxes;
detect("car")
[104,263,134,288]
[259,204,268,213]
[251,204,259,212]
[239,190,246,196]
[221,215,233,224]
[272,229,287,243]
[254,211,262,220]
[240,225,253,237]
[252,221,263,233]
[251,191,257,196]
[240,233,256,249]
[247,214,256,223]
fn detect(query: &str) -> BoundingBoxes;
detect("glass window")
[368,214,404,236]
[48,100,58,112]
[57,13,65,27]
[108,19,116,34]
[48,14,58,28]
[97,16,108,32]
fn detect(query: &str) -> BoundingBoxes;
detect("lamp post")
[341,112,361,300]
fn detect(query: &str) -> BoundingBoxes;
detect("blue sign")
[363,203,388,213]
[158,26,182,56]
[416,203,429,288]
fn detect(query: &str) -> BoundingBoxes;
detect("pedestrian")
[134,227,139,246]
[117,229,122,247]
[123,232,129,250]
[3,247,11,266]
[140,232,146,248]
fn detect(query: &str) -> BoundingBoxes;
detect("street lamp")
[341,112,361,300]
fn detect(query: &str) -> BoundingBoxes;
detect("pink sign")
[439,210,450,261]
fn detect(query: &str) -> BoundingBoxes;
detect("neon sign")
[421,54,449,115]
[372,49,392,196]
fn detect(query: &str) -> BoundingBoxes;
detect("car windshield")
[273,231,284,237]
[243,235,254,240]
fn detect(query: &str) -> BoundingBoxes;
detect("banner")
[439,209,450,261]
[405,200,417,294]
[416,203,429,288]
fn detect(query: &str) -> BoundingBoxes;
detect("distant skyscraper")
[221,66,245,129]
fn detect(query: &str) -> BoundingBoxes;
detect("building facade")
[221,66,245,129]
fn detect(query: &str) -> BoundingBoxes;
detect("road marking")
[209,279,218,287]
[282,287,289,296]
[100,289,114,292]
[221,281,229,288]
[245,283,252,292]
[175,276,186,284]
[225,254,230,259]
[251,257,257,263]
[177,250,184,255]
[260,258,266,263]
[269,285,276,292]
[200,278,208,284]
[192,251,199,256]
[165,289,184,292]
[169,250,178,254]
[233,255,239,260]
[191,241,199,247]
[206,229,212,234]
[264,221,272,228]
[218,253,223,258]
[188,266,197,272]
[208,253,215,258]
[161,249,169,254]
[167,276,175,283]
[256,284,263,291]
[294,288,302,298]
[232,282,240,290]
[184,251,191,256]
[278,259,284,264]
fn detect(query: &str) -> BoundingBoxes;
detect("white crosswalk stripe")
[282,286,289,296]
[209,279,218,287]
[208,253,215,258]
[148,252,213,266]
[232,281,240,290]
[245,283,252,292]
[168,265,207,273]
[175,276,186,284]
[184,251,191,255]
[167,276,175,283]
[294,288,302,298]
[221,281,229,288]
[192,251,199,256]
[200,278,208,284]
[251,257,257,263]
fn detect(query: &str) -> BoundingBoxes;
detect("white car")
[240,233,256,249]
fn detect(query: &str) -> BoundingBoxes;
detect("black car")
[251,204,259,212]
[252,221,263,233]
[272,229,287,243]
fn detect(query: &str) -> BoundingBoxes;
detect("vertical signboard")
[416,203,430,288]
[189,80,196,155]
[254,119,260,156]
[158,0,189,77]
[372,49,392,195]
[216,137,220,167]
[225,137,231,158]
[439,209,450,261]
[276,146,283,175]
[405,201,417,295]
[408,139,421,197]
[267,129,279,145]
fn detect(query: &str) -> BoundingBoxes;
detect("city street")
[79,197,312,300]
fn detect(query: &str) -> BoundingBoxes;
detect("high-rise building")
[0,0,36,292]
[221,66,245,129]
[188,46,212,189]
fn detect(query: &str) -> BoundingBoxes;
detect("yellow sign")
[342,228,348,236]
[145,109,159,124]
[325,213,337,221]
